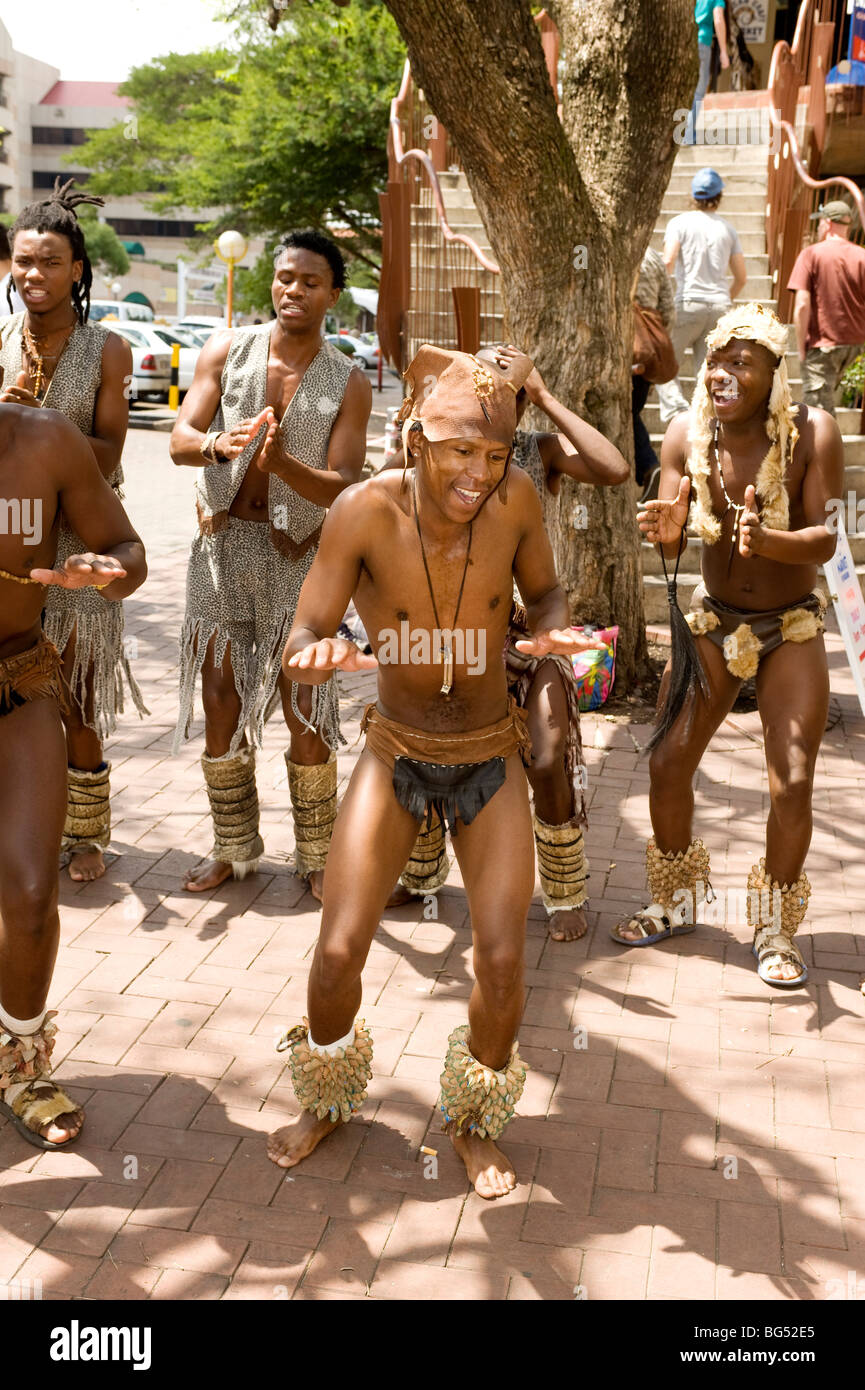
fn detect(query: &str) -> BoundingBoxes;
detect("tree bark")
[381,0,697,686]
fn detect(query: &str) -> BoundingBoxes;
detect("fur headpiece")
[686,303,798,542]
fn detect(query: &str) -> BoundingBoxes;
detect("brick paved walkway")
[2,541,863,1301]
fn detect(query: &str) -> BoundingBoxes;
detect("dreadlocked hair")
[8,178,105,323]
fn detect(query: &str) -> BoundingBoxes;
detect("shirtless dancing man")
[613,304,842,988]
[171,230,371,899]
[0,396,145,1147]
[266,345,592,1197]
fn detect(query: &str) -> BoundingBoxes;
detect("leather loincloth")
[361,697,532,833]
[687,582,827,680]
[0,635,68,719]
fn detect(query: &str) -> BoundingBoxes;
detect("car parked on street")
[100,322,170,403]
[110,323,197,399]
[335,332,380,369]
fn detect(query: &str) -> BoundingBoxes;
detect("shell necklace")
[712,419,750,571]
[412,480,473,696]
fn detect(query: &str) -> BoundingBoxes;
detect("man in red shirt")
[788,200,865,416]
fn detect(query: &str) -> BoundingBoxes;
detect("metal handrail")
[387,66,500,275]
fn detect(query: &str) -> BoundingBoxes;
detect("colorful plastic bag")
[571,625,618,711]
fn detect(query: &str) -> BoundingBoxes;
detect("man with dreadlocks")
[612,303,843,990]
[0,179,144,883]
[170,230,371,897]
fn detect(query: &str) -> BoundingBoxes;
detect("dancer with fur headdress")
[612,304,843,988]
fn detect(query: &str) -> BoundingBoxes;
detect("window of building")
[31,126,88,145]
[33,170,90,189]
[108,217,202,238]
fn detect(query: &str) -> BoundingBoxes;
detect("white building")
[0,20,256,318]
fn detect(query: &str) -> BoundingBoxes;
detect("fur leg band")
[282,1017,373,1123]
[646,836,712,924]
[62,763,111,856]
[533,814,588,911]
[439,1024,527,1141]
[287,752,337,879]
[202,747,264,874]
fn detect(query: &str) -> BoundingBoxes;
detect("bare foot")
[183,858,234,893]
[386,882,416,908]
[68,848,106,882]
[305,869,325,904]
[548,905,588,941]
[40,1105,85,1146]
[266,1108,341,1168]
[451,1130,517,1199]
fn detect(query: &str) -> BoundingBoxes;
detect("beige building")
[0,19,254,319]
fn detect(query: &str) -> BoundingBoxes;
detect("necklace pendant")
[440,645,453,696]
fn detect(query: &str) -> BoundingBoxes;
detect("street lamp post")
[214,230,248,328]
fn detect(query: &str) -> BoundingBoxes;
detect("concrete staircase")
[642,139,865,621]
[412,130,864,624]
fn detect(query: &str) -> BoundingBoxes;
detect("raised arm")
[493,346,628,488]
[31,411,146,600]
[257,367,372,508]
[283,483,377,682]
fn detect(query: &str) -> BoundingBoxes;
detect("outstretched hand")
[638,474,690,546]
[738,484,763,557]
[514,627,599,659]
[29,553,128,590]
[286,637,378,674]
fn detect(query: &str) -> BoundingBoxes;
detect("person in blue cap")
[655,168,747,423]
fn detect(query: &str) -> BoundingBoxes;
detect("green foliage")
[841,352,864,407]
[76,1,404,272]
[78,211,130,278]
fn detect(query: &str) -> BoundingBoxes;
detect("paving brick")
[108,1226,247,1276]
[222,1241,311,1299]
[114,1122,239,1167]
[13,1247,101,1297]
[303,1217,392,1294]
[128,1158,222,1231]
[39,1182,141,1258]
[718,1202,783,1275]
[211,1137,284,1207]
[0,1204,58,1280]
[153,1267,229,1299]
[86,1258,163,1299]
[369,1258,509,1300]
[596,1128,657,1192]
[192,1197,327,1248]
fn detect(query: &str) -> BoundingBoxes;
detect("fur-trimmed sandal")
[752,928,808,989]
[610,902,696,947]
[0,1077,84,1151]
[0,1015,83,1150]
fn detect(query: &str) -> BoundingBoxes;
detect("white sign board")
[732,1,769,45]
[823,518,865,716]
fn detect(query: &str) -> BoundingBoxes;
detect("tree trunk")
[382,0,697,686]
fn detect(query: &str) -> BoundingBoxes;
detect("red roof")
[39,81,129,109]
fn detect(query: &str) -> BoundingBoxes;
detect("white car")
[110,322,198,399]
[334,332,380,369]
[99,322,170,403]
